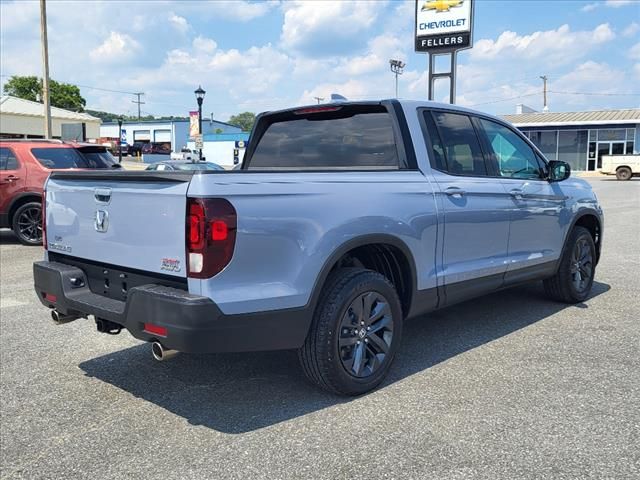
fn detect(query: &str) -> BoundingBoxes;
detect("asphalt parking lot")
[1,177,638,479]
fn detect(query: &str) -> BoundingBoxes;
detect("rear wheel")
[12,201,42,246]
[299,268,403,396]
[543,226,596,303]
[616,167,632,180]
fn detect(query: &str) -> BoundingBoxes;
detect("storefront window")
[626,129,635,141]
[529,130,558,160]
[558,130,588,171]
[597,129,626,142]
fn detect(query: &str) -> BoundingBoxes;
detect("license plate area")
[48,252,188,302]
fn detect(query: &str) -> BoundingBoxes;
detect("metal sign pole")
[450,51,457,104]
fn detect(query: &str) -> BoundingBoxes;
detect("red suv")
[0,140,119,245]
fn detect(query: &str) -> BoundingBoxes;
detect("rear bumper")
[33,260,310,353]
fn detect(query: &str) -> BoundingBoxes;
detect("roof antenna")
[330,93,348,102]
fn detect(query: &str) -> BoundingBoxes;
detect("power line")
[548,90,640,97]
[470,92,541,107]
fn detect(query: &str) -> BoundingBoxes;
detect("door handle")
[444,187,465,198]
[6,175,19,182]
[509,189,524,200]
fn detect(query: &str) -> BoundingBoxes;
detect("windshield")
[174,162,223,171]
[76,147,118,168]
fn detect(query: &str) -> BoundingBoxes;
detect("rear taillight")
[42,193,47,249]
[186,198,237,278]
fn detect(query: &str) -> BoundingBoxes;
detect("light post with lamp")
[117,117,123,164]
[194,86,206,161]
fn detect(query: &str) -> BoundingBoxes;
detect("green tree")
[3,75,86,112]
[229,112,256,132]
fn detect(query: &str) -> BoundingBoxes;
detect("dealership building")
[100,118,243,153]
[502,106,640,172]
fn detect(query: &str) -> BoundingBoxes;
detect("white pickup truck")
[600,154,640,180]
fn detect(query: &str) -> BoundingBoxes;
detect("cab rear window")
[248,106,399,170]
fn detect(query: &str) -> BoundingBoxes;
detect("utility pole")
[132,92,145,120]
[540,75,549,112]
[313,96,324,104]
[39,0,52,139]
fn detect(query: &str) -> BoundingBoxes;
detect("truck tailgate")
[45,171,192,278]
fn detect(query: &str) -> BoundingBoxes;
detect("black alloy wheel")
[12,202,42,246]
[338,291,394,378]
[570,236,594,294]
[544,226,596,304]
[299,268,403,396]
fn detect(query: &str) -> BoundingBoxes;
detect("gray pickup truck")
[34,100,603,395]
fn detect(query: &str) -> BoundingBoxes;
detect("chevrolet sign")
[415,0,474,53]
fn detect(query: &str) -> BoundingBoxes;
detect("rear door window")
[248,106,399,170]
[0,147,19,170]
[31,148,88,169]
[426,111,488,176]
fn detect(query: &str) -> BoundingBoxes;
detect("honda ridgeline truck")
[34,101,603,395]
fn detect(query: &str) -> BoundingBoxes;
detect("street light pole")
[39,0,52,139]
[389,59,406,99]
[194,86,206,161]
[117,117,123,164]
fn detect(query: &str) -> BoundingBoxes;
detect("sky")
[1,0,639,122]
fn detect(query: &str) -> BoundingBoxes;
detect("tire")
[543,226,596,304]
[616,167,632,181]
[298,268,403,396]
[12,201,42,246]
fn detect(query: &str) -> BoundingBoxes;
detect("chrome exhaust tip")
[51,310,80,325]
[151,341,178,361]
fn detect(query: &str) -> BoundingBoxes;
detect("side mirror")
[548,160,571,182]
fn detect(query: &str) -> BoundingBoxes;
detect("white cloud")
[194,0,279,22]
[471,24,615,63]
[629,42,640,59]
[584,0,638,9]
[168,12,190,34]
[581,3,599,12]
[605,0,635,7]
[193,36,217,54]
[280,0,387,55]
[622,22,640,37]
[89,32,140,64]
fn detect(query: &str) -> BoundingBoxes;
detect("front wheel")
[299,268,403,396]
[616,167,632,180]
[12,201,42,246]
[544,226,596,303]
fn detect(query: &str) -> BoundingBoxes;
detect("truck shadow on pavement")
[79,280,610,434]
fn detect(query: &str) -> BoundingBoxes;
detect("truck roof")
[259,99,504,124]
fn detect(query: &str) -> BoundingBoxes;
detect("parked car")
[145,161,224,171]
[129,142,145,156]
[600,154,640,180]
[34,100,603,395]
[0,140,118,245]
[170,147,195,161]
[142,143,171,155]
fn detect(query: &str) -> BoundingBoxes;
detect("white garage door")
[133,130,151,141]
[154,130,171,142]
